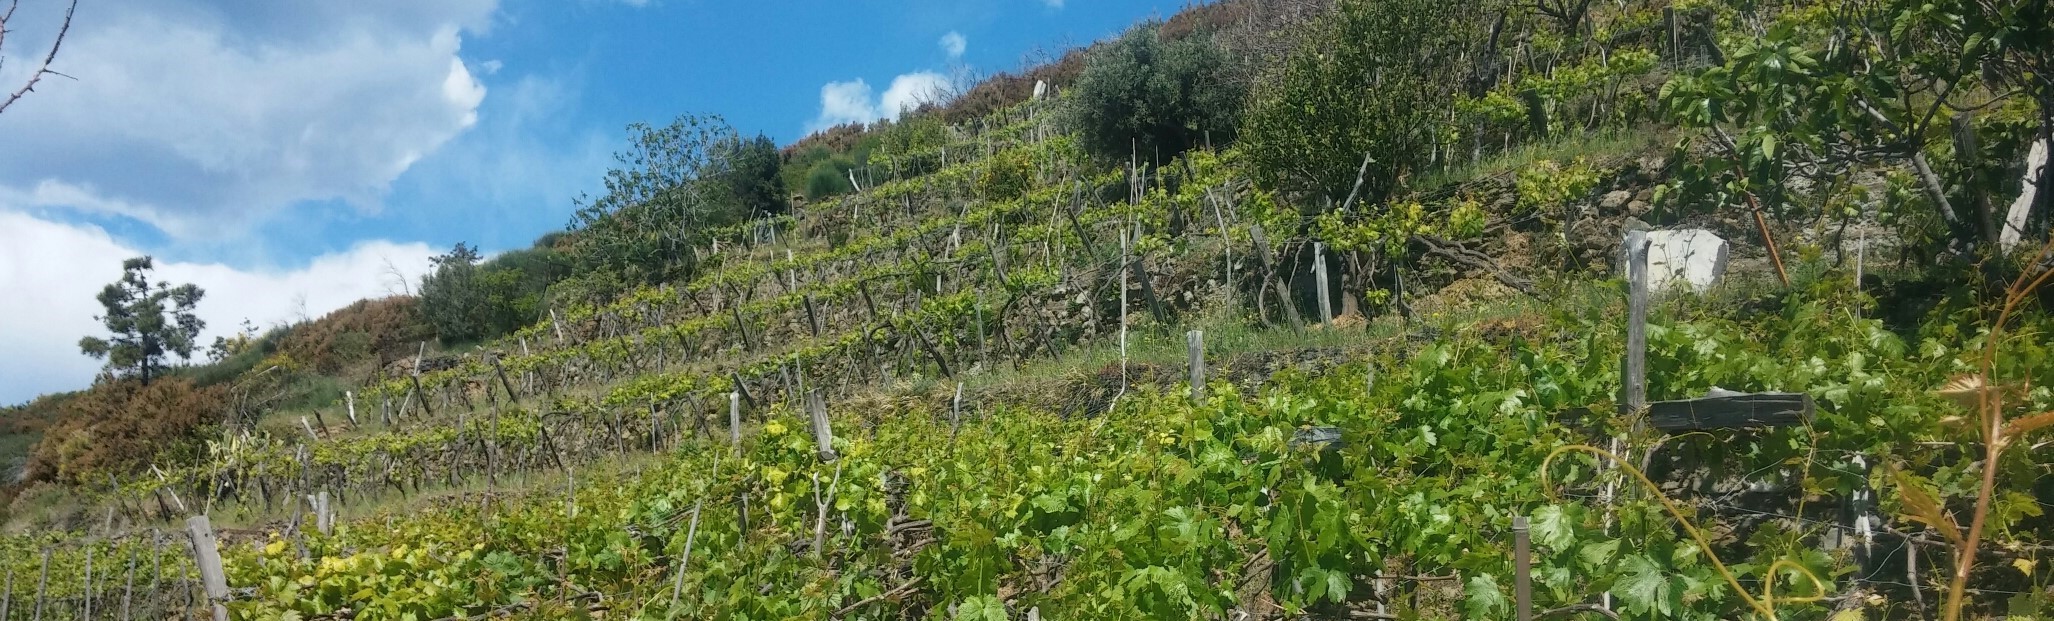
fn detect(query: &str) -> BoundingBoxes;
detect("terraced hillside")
[5,0,2054,619]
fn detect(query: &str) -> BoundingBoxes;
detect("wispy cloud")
[0,0,496,241]
[939,31,967,59]
[807,72,953,131]
[0,209,440,404]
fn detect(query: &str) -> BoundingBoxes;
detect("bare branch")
[0,0,77,116]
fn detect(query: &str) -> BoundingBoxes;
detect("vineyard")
[5,0,2054,618]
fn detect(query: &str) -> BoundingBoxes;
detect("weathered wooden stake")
[1120,229,1131,383]
[807,390,836,462]
[1,552,13,621]
[668,500,704,607]
[81,545,92,621]
[185,516,229,621]
[1249,225,1306,332]
[1513,516,1532,621]
[120,537,136,621]
[344,391,358,426]
[32,548,49,621]
[1665,7,1680,63]
[948,382,967,448]
[1313,242,1334,327]
[411,342,433,416]
[729,391,743,452]
[149,534,163,620]
[316,491,333,536]
[300,416,321,442]
[1187,330,1205,401]
[1622,230,1650,418]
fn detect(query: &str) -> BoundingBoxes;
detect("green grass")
[1414,125,1671,191]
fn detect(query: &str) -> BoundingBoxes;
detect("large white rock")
[1639,229,1729,293]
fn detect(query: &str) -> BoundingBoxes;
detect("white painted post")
[729,391,742,452]
[315,491,333,536]
[807,390,836,462]
[950,382,966,436]
[344,391,358,426]
[1120,229,1131,384]
[1855,229,1866,286]
[185,516,229,621]
[1313,242,1333,328]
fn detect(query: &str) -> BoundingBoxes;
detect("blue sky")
[0,0,1183,404]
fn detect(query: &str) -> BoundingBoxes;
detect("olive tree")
[1238,0,1484,206]
[1068,24,1246,163]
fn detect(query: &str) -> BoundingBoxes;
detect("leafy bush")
[1068,24,1246,163]
[276,296,425,374]
[976,148,1036,201]
[21,377,225,485]
[566,114,774,295]
[1239,0,1484,205]
[418,243,492,344]
[801,155,857,199]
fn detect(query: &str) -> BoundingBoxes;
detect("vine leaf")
[1888,465,1965,546]
[1463,573,1510,620]
[1614,554,1675,617]
[1530,505,1577,551]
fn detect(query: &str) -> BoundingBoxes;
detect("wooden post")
[668,500,704,607]
[315,491,333,536]
[1513,516,1533,621]
[185,516,229,621]
[300,416,321,442]
[1187,330,1205,401]
[1207,188,1233,305]
[1664,7,1679,63]
[32,548,49,621]
[344,391,358,426]
[1313,242,1333,328]
[1,552,12,621]
[120,542,136,621]
[729,392,742,452]
[1622,230,1649,418]
[81,545,93,621]
[1249,225,1306,332]
[949,382,966,440]
[807,390,836,462]
[411,342,433,416]
[1120,230,1130,382]
[492,355,520,402]
[550,309,566,344]
[149,534,163,620]
[1855,229,1866,288]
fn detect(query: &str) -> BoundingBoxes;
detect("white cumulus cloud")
[0,0,497,239]
[0,210,440,405]
[807,72,953,132]
[940,31,967,58]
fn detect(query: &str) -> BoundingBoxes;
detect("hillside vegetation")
[3,0,2053,619]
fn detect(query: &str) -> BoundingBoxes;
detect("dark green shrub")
[1068,24,1246,163]
[1239,0,1483,205]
